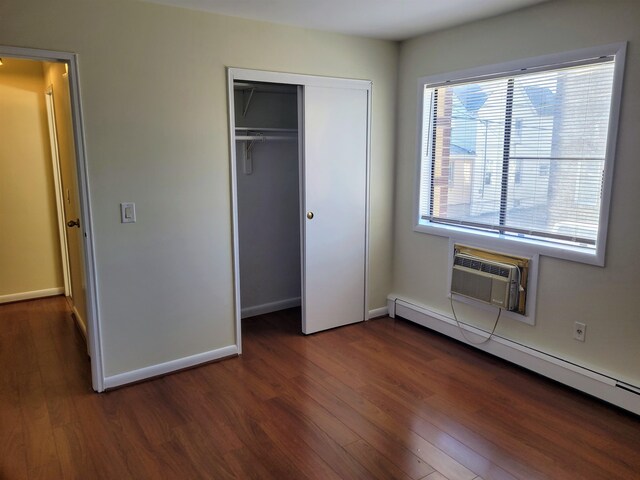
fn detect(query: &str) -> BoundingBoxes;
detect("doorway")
[234,81,302,322]
[0,46,103,391]
[228,69,372,351]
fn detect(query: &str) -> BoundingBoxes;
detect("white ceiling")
[142,0,548,41]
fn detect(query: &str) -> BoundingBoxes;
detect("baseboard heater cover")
[616,381,640,396]
[388,296,640,416]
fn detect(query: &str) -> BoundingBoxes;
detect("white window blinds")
[419,57,616,248]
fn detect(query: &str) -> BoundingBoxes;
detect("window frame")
[414,43,627,267]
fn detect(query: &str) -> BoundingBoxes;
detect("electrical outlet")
[574,322,586,342]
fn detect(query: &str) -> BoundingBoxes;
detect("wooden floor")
[1,297,639,479]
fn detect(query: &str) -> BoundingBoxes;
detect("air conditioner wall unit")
[451,252,520,311]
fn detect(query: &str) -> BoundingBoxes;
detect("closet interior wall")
[234,82,301,319]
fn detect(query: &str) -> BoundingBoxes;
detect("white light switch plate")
[120,202,136,223]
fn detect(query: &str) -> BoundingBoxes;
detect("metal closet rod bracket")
[242,88,255,118]
[245,134,263,155]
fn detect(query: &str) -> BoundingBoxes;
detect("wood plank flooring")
[1,296,639,479]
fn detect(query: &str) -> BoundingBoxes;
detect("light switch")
[120,202,136,223]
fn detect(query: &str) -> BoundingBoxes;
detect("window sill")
[414,219,604,267]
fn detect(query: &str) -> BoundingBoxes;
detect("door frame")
[1,45,104,392]
[226,68,372,352]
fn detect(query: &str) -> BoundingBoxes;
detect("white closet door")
[302,85,368,334]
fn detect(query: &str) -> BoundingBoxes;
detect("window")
[416,44,626,265]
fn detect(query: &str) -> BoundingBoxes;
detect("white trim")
[0,287,64,304]
[228,68,371,90]
[71,304,87,340]
[598,41,626,267]
[298,85,307,334]
[415,221,604,266]
[45,86,72,297]
[67,52,104,393]
[0,45,104,392]
[419,43,626,87]
[227,70,242,354]
[241,297,301,319]
[392,296,640,415]
[413,42,628,268]
[368,306,388,319]
[103,345,238,390]
[363,87,372,321]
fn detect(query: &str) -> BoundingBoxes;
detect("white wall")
[393,0,640,386]
[0,58,63,300]
[0,0,398,377]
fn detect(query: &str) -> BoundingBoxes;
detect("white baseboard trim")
[391,296,640,415]
[368,306,388,319]
[241,297,301,319]
[103,345,238,390]
[0,287,64,304]
[71,304,87,340]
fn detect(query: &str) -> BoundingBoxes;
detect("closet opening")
[229,68,372,350]
[233,80,303,333]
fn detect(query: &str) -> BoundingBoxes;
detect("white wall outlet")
[574,322,586,342]
[120,202,136,223]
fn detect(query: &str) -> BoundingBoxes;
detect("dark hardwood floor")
[1,296,639,479]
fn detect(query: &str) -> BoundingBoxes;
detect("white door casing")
[0,45,103,391]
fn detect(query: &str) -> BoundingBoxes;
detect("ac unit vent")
[451,253,520,311]
[453,255,511,278]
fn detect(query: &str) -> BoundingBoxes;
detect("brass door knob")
[306,211,314,220]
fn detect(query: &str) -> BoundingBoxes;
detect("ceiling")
[142,0,549,41]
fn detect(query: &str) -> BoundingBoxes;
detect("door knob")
[67,219,80,228]
[306,211,314,220]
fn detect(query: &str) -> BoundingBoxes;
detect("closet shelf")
[234,82,297,117]
[234,82,297,94]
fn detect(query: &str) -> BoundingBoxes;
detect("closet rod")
[235,127,298,133]
[236,135,297,142]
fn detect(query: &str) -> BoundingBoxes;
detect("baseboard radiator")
[387,296,640,416]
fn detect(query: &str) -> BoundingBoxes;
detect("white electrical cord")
[450,296,501,345]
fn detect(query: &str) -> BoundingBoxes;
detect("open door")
[46,62,89,340]
[45,85,72,297]
[302,85,369,334]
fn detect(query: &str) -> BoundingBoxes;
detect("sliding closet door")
[302,85,368,334]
